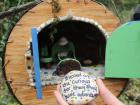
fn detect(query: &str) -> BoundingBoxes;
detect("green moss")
[119,79,140,105]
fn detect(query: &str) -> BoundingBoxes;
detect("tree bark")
[0,1,42,19]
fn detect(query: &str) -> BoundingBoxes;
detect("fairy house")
[4,0,127,105]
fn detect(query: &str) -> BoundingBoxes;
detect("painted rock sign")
[60,71,98,105]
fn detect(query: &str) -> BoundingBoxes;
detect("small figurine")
[52,36,75,63]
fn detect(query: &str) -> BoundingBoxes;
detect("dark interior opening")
[38,20,106,68]
[132,5,140,21]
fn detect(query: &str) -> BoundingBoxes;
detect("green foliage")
[0,56,18,105]
[0,1,33,104]
[121,0,140,5]
[0,84,19,105]
[0,0,33,57]
[97,0,140,22]
[1,0,33,11]
[119,79,140,105]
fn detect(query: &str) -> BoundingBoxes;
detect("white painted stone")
[60,71,98,105]
[74,16,79,21]
[81,17,85,21]
[30,82,35,86]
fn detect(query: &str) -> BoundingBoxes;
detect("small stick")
[0,1,42,19]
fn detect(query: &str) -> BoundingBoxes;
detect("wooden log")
[4,0,127,105]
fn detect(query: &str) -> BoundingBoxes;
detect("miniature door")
[105,21,140,78]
